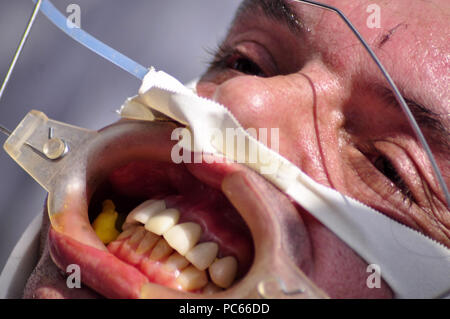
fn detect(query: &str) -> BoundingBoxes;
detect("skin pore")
[197,0,449,298]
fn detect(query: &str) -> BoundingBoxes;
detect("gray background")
[0,0,241,272]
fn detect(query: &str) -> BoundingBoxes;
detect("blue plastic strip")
[33,0,148,80]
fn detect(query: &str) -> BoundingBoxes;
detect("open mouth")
[89,158,254,294]
[45,120,319,299]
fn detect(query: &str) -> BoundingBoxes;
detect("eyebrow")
[382,89,450,155]
[236,0,449,155]
[412,103,449,155]
[237,0,304,34]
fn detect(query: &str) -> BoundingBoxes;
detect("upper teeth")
[123,200,166,229]
[185,242,219,271]
[120,199,239,290]
[209,256,238,289]
[145,208,180,235]
[163,222,202,256]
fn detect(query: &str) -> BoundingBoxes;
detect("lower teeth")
[102,199,239,293]
[136,231,159,254]
[149,238,174,261]
[176,266,208,291]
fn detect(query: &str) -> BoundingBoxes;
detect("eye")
[207,43,270,78]
[373,156,401,185]
[227,55,265,76]
[371,155,413,201]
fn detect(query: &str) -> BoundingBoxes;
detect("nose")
[197,63,345,187]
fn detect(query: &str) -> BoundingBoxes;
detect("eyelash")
[208,43,266,77]
[370,155,414,202]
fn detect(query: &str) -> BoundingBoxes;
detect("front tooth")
[128,226,146,245]
[209,256,238,288]
[164,252,190,271]
[136,231,159,254]
[145,208,180,235]
[202,283,222,294]
[163,222,202,256]
[123,200,166,229]
[185,242,218,271]
[176,266,208,291]
[149,238,174,261]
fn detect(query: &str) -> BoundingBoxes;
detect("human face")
[197,0,449,298]
[23,0,448,300]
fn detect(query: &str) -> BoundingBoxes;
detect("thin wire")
[0,125,12,137]
[290,0,450,208]
[0,0,43,104]
[0,123,49,158]
[0,0,46,158]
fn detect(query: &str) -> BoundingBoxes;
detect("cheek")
[304,215,394,298]
[196,81,216,99]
